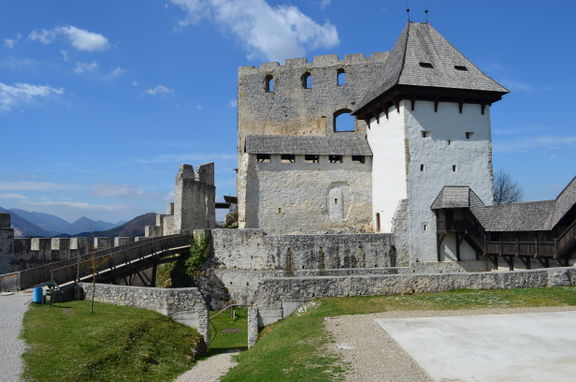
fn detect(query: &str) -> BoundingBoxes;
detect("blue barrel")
[32,287,43,304]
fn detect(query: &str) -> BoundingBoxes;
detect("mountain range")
[0,207,126,237]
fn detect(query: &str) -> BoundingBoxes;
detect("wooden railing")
[0,235,191,292]
[49,234,192,287]
[485,240,555,258]
[557,219,576,257]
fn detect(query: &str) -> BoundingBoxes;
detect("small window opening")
[421,131,430,138]
[423,224,428,231]
[304,154,319,163]
[352,155,365,164]
[329,155,343,163]
[301,72,312,89]
[420,164,425,171]
[334,109,355,132]
[337,68,346,86]
[454,65,468,71]
[448,140,452,145]
[465,132,474,139]
[334,198,338,204]
[257,154,271,163]
[419,62,434,68]
[278,208,282,214]
[281,154,295,163]
[452,165,457,172]
[265,74,275,92]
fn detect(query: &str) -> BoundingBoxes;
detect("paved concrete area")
[0,292,31,382]
[376,311,576,382]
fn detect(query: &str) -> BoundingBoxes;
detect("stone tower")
[353,22,508,262]
[173,163,216,233]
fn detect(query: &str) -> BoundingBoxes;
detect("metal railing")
[50,234,192,287]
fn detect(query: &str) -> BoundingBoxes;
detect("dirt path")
[0,291,31,382]
[325,306,576,382]
[175,350,239,382]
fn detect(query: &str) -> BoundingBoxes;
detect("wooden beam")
[458,102,463,114]
[455,233,461,262]
[481,104,486,115]
[411,98,416,111]
[434,100,439,112]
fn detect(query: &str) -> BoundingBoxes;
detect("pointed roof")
[353,22,508,116]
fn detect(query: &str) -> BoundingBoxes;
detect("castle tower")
[353,22,508,262]
[173,163,216,233]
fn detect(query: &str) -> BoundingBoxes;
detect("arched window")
[337,68,346,86]
[334,109,355,132]
[301,72,312,89]
[265,74,275,92]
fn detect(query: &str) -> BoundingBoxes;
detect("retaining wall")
[79,283,209,344]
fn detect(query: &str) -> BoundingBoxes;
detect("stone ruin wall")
[237,52,389,227]
[146,163,216,238]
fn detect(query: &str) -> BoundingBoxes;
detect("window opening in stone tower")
[265,75,274,92]
[337,68,346,86]
[334,109,355,132]
[301,72,311,89]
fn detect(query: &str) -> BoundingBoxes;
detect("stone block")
[93,237,112,250]
[114,237,132,247]
[0,213,10,228]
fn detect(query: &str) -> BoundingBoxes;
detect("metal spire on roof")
[424,9,429,23]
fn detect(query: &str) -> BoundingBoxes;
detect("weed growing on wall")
[186,232,212,276]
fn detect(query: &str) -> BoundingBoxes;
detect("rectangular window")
[257,154,271,163]
[419,62,434,68]
[452,165,457,172]
[280,154,295,163]
[329,155,343,163]
[420,164,425,171]
[304,154,319,163]
[465,132,474,139]
[352,155,365,164]
[421,131,430,138]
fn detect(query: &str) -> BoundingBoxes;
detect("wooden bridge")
[0,234,192,292]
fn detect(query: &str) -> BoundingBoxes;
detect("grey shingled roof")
[353,22,509,114]
[551,176,576,227]
[432,178,576,232]
[245,134,373,156]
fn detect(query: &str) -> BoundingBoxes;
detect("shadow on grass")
[204,346,248,358]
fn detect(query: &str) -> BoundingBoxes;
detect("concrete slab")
[375,311,576,382]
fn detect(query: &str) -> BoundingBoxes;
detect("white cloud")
[90,184,159,199]
[0,83,64,111]
[73,60,99,74]
[134,152,235,164]
[4,33,22,49]
[24,200,126,211]
[171,0,340,61]
[29,25,109,52]
[494,135,576,153]
[0,181,64,191]
[144,84,174,96]
[318,0,331,9]
[60,49,70,61]
[0,193,27,200]
[107,67,126,78]
[228,98,237,108]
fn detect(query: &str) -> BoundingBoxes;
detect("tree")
[493,169,523,205]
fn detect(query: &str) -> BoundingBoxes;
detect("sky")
[0,0,575,223]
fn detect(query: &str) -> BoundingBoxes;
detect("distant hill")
[62,213,156,238]
[0,207,56,237]
[7,209,118,235]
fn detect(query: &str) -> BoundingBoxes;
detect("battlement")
[239,51,388,75]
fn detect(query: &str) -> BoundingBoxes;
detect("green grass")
[222,287,576,382]
[208,307,248,355]
[21,300,204,382]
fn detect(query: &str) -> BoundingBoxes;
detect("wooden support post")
[151,262,157,287]
[455,233,461,262]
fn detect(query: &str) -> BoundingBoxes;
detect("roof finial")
[424,9,429,23]
[406,8,411,22]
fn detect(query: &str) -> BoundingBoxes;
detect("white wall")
[404,100,494,262]
[367,107,408,232]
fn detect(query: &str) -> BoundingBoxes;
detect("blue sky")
[0,0,575,223]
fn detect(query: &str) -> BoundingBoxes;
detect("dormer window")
[455,65,468,71]
[419,62,433,68]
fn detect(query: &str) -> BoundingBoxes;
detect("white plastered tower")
[353,22,509,262]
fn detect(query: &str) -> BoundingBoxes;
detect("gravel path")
[325,306,576,382]
[0,291,31,382]
[174,350,239,382]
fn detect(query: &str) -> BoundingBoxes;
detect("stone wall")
[80,283,209,344]
[208,229,396,303]
[244,153,372,233]
[237,52,390,228]
[0,214,13,274]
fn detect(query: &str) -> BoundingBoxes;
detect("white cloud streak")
[4,33,22,48]
[144,84,174,96]
[0,83,64,111]
[0,181,64,191]
[134,152,235,164]
[73,60,99,74]
[170,0,339,61]
[24,200,127,211]
[90,184,159,199]
[494,135,576,153]
[29,25,110,52]
[0,193,27,200]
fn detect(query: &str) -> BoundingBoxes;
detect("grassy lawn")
[208,307,248,355]
[21,300,204,382]
[222,287,576,382]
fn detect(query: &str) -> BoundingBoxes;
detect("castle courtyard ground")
[0,291,30,382]
[326,306,576,382]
